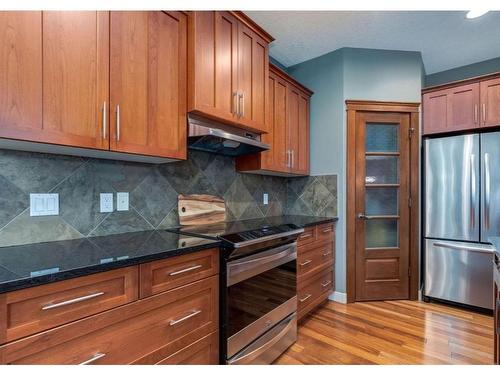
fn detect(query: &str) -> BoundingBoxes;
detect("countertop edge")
[0,240,220,294]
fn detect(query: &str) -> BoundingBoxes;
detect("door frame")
[346,100,420,303]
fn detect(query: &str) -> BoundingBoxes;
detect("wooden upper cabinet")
[480,77,500,128]
[0,11,108,149]
[110,11,187,159]
[43,11,109,150]
[423,74,500,135]
[236,64,312,176]
[0,12,43,139]
[188,11,238,125]
[447,83,479,131]
[188,11,272,134]
[236,23,269,133]
[423,90,448,135]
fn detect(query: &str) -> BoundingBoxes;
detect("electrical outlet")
[263,193,269,205]
[30,193,59,216]
[116,192,129,211]
[100,193,113,213]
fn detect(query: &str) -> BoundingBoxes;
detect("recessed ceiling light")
[466,10,489,19]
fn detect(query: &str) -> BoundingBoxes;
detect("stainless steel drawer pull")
[322,227,333,233]
[41,292,105,311]
[116,104,121,141]
[299,260,312,266]
[102,101,107,139]
[299,294,311,303]
[78,352,106,365]
[321,280,332,288]
[322,251,331,257]
[169,309,202,326]
[300,233,312,239]
[169,264,202,276]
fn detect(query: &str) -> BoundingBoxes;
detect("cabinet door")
[296,92,310,175]
[188,11,238,125]
[261,71,288,172]
[0,12,43,141]
[237,23,269,133]
[110,11,187,159]
[43,11,109,149]
[423,89,448,135]
[447,83,479,131]
[480,77,500,128]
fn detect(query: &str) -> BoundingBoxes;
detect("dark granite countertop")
[0,215,337,294]
[0,230,220,294]
[489,237,500,258]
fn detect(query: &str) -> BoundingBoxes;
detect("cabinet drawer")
[317,223,335,243]
[140,248,218,297]
[155,331,219,365]
[0,275,218,365]
[297,268,333,316]
[297,242,334,280]
[0,267,138,344]
[297,226,316,247]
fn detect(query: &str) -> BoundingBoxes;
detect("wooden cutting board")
[178,194,226,226]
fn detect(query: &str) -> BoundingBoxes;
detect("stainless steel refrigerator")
[424,132,499,310]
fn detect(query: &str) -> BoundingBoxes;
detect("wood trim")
[346,100,420,113]
[229,11,274,43]
[422,70,500,94]
[346,101,420,303]
[270,63,314,96]
[346,107,357,303]
[409,111,420,300]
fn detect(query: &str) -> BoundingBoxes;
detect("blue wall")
[288,47,423,296]
[425,56,500,87]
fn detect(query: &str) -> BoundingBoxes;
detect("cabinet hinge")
[408,127,415,139]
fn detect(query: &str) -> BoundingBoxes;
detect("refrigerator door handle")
[470,154,476,229]
[484,152,491,230]
[432,241,494,254]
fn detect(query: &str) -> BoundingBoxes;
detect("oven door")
[226,242,297,360]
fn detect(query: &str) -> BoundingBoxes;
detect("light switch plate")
[30,193,59,216]
[116,192,129,211]
[263,193,269,205]
[100,193,114,213]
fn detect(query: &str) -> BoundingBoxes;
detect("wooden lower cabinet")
[155,332,218,365]
[0,249,220,365]
[296,223,335,320]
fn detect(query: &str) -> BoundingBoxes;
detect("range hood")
[187,114,270,157]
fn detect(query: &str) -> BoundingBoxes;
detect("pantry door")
[348,104,420,302]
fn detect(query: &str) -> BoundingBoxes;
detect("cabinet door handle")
[169,264,202,276]
[482,103,486,124]
[322,227,333,233]
[286,150,290,168]
[300,233,312,239]
[299,259,312,266]
[474,104,478,124]
[322,251,331,257]
[102,101,107,139]
[169,309,202,326]
[299,294,311,303]
[78,352,106,365]
[116,105,121,141]
[321,280,332,288]
[239,92,244,118]
[291,150,294,168]
[42,292,105,311]
[233,91,238,115]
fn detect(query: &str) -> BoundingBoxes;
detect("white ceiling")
[245,11,500,74]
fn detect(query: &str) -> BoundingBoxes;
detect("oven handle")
[227,313,296,365]
[227,243,297,286]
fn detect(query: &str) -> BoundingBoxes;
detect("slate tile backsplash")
[0,149,337,247]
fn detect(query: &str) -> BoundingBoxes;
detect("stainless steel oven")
[223,242,297,364]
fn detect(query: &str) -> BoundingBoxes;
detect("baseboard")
[329,291,347,304]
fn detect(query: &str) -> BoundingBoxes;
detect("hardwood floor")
[275,300,494,365]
